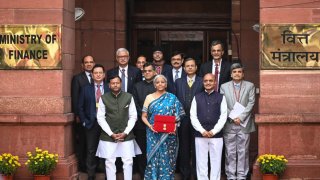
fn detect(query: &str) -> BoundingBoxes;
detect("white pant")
[195,137,223,180]
[105,157,133,180]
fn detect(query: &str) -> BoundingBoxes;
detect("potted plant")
[25,147,59,180]
[0,153,21,180]
[257,154,288,180]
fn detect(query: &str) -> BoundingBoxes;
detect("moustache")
[173,62,180,65]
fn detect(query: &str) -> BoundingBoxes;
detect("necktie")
[188,79,193,88]
[156,66,161,74]
[214,63,219,91]
[96,85,102,103]
[121,69,126,92]
[174,70,179,82]
[88,74,93,84]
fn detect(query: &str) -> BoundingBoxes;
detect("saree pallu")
[144,92,185,180]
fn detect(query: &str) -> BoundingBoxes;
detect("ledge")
[255,113,320,124]
[0,113,74,125]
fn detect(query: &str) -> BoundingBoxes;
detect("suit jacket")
[106,65,142,94]
[220,80,256,133]
[78,83,109,129]
[163,68,187,94]
[199,59,231,92]
[175,76,203,115]
[71,72,91,116]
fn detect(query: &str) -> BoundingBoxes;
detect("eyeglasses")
[117,55,129,59]
[143,70,154,73]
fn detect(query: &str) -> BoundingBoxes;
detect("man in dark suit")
[132,62,157,178]
[78,64,109,180]
[71,55,95,172]
[152,46,172,75]
[175,58,203,180]
[163,51,186,94]
[199,40,231,92]
[107,48,142,94]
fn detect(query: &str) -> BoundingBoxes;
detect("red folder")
[154,115,176,133]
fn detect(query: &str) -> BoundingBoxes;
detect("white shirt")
[190,91,227,135]
[187,75,196,83]
[118,65,128,92]
[97,96,137,135]
[85,71,91,83]
[172,67,183,82]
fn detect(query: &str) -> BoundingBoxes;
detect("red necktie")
[96,85,102,103]
[214,64,219,91]
[156,66,161,74]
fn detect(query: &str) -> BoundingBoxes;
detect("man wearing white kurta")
[190,73,227,180]
[96,75,141,180]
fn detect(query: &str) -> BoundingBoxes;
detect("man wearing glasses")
[107,48,142,93]
[132,62,157,178]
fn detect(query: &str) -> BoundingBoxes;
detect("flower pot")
[34,175,50,180]
[0,175,13,180]
[263,174,279,180]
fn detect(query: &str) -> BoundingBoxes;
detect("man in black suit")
[132,62,157,179]
[71,55,95,172]
[199,40,231,92]
[152,46,172,75]
[163,51,186,94]
[78,64,109,180]
[107,48,142,94]
[175,58,203,180]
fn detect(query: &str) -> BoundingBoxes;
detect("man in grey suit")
[220,63,255,180]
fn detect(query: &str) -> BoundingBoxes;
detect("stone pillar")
[0,0,78,179]
[253,1,320,178]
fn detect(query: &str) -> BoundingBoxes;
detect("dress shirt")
[190,91,227,135]
[85,71,91,83]
[118,66,128,92]
[94,82,104,94]
[187,75,196,84]
[172,67,183,81]
[211,59,222,80]
[97,96,137,136]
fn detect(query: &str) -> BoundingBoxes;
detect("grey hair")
[230,63,244,71]
[116,48,130,56]
[153,74,168,85]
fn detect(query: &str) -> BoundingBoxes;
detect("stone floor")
[78,172,227,180]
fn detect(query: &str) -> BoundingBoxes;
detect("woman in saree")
[141,74,185,180]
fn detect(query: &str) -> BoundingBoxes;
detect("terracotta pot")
[34,175,51,180]
[263,174,279,180]
[0,175,13,180]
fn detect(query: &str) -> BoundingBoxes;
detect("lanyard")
[232,82,242,102]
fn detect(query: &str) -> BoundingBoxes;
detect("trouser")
[224,127,250,180]
[178,118,196,179]
[85,121,101,177]
[133,128,147,178]
[195,137,223,180]
[74,121,87,172]
[105,157,133,180]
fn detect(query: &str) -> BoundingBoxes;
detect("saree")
[143,92,185,180]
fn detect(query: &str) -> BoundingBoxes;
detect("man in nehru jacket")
[107,48,142,94]
[163,51,186,94]
[78,64,109,179]
[199,40,231,92]
[220,63,255,180]
[71,55,95,172]
[175,57,203,180]
[132,62,157,178]
[152,46,172,75]
[96,75,141,180]
[190,73,227,180]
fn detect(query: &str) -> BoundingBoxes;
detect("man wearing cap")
[152,46,172,75]
[220,63,256,180]
[107,48,142,94]
[199,40,231,92]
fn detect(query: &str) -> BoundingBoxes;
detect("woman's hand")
[149,125,158,133]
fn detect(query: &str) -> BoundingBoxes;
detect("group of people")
[71,40,256,180]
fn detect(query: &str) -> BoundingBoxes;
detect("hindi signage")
[0,25,61,69]
[261,24,320,69]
